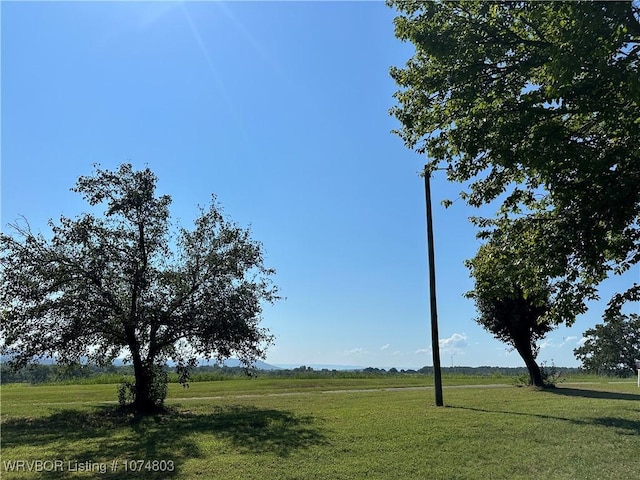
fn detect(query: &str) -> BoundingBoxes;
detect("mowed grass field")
[1,377,639,479]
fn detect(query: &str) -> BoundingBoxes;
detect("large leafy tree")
[389,1,640,321]
[1,164,278,413]
[574,313,640,376]
[466,239,554,387]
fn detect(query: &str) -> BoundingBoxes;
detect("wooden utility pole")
[424,166,444,406]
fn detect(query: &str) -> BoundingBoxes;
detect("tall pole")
[424,166,444,406]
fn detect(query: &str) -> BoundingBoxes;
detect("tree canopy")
[574,313,640,376]
[0,164,278,412]
[389,1,640,321]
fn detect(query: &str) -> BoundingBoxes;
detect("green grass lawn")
[2,378,639,479]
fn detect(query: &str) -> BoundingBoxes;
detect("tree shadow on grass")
[591,416,640,435]
[544,386,640,401]
[1,405,329,479]
[543,387,640,435]
[448,386,640,437]
[448,404,640,435]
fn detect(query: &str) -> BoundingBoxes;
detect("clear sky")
[2,1,638,369]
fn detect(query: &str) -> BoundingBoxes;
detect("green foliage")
[117,379,136,407]
[0,164,278,413]
[574,313,640,376]
[149,366,169,406]
[466,240,553,386]
[389,0,640,321]
[118,365,168,409]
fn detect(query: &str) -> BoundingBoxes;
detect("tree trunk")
[522,350,544,387]
[513,338,544,387]
[131,353,156,413]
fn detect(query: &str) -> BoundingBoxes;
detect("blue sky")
[2,1,638,369]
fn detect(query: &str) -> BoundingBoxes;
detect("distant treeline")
[0,362,598,385]
[0,363,245,385]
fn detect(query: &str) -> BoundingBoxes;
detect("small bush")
[117,379,136,407]
[117,366,168,409]
[540,360,564,387]
[149,366,168,406]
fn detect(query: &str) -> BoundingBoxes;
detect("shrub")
[117,366,168,409]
